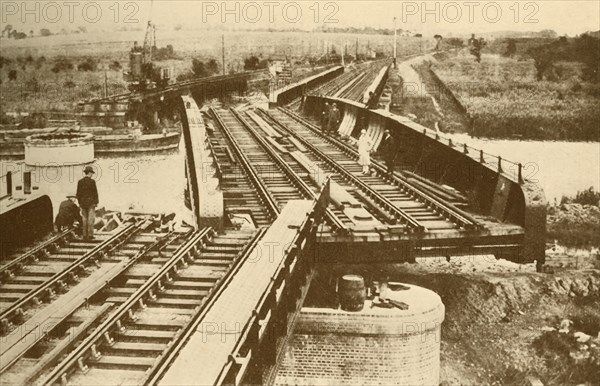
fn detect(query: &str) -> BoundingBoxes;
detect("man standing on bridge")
[328,103,341,135]
[321,102,331,133]
[379,129,397,175]
[76,166,99,241]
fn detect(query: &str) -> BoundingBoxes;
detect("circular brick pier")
[277,283,445,385]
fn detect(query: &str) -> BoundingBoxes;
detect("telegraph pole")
[393,17,397,60]
[221,34,226,75]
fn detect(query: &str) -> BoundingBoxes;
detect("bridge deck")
[159,200,314,386]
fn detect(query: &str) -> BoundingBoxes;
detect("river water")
[4,136,597,221]
[445,134,600,203]
[3,143,189,221]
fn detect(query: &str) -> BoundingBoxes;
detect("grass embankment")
[431,51,600,141]
[1,31,429,115]
[547,188,600,248]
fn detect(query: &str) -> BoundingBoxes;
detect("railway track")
[0,219,193,380]
[0,221,149,336]
[243,109,422,232]
[0,228,75,281]
[6,227,260,386]
[206,112,276,227]
[310,60,390,103]
[211,108,351,231]
[337,60,390,102]
[257,108,479,232]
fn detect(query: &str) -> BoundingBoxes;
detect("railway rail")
[0,221,147,336]
[0,228,75,283]
[336,60,390,102]
[7,227,259,386]
[206,111,280,227]
[254,108,477,233]
[0,226,190,380]
[276,107,482,230]
[210,108,349,231]
[310,59,390,103]
[249,109,425,232]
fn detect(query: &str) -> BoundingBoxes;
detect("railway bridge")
[0,57,545,386]
[160,58,545,385]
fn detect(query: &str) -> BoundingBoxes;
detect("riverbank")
[547,189,600,248]
[430,51,600,141]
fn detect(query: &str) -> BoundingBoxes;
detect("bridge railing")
[302,95,546,265]
[422,127,526,184]
[272,66,344,106]
[215,179,330,386]
[314,95,528,185]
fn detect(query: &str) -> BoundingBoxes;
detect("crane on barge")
[125,0,171,92]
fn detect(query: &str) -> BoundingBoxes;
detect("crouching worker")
[55,195,82,232]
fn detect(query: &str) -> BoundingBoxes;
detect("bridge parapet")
[158,181,329,386]
[362,62,392,107]
[271,66,344,107]
[180,95,224,229]
[302,96,546,266]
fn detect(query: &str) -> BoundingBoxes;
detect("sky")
[1,0,599,37]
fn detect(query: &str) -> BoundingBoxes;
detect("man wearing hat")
[55,195,82,231]
[76,166,99,240]
[321,102,330,133]
[379,129,397,175]
[328,103,341,135]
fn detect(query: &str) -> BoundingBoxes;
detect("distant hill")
[454,30,560,40]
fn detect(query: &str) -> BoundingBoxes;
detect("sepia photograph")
[0,1,599,385]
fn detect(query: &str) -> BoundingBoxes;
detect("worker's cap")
[83,166,95,174]
[66,194,77,199]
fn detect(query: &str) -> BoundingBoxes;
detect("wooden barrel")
[338,275,366,312]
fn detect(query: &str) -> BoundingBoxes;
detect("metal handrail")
[419,125,526,183]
